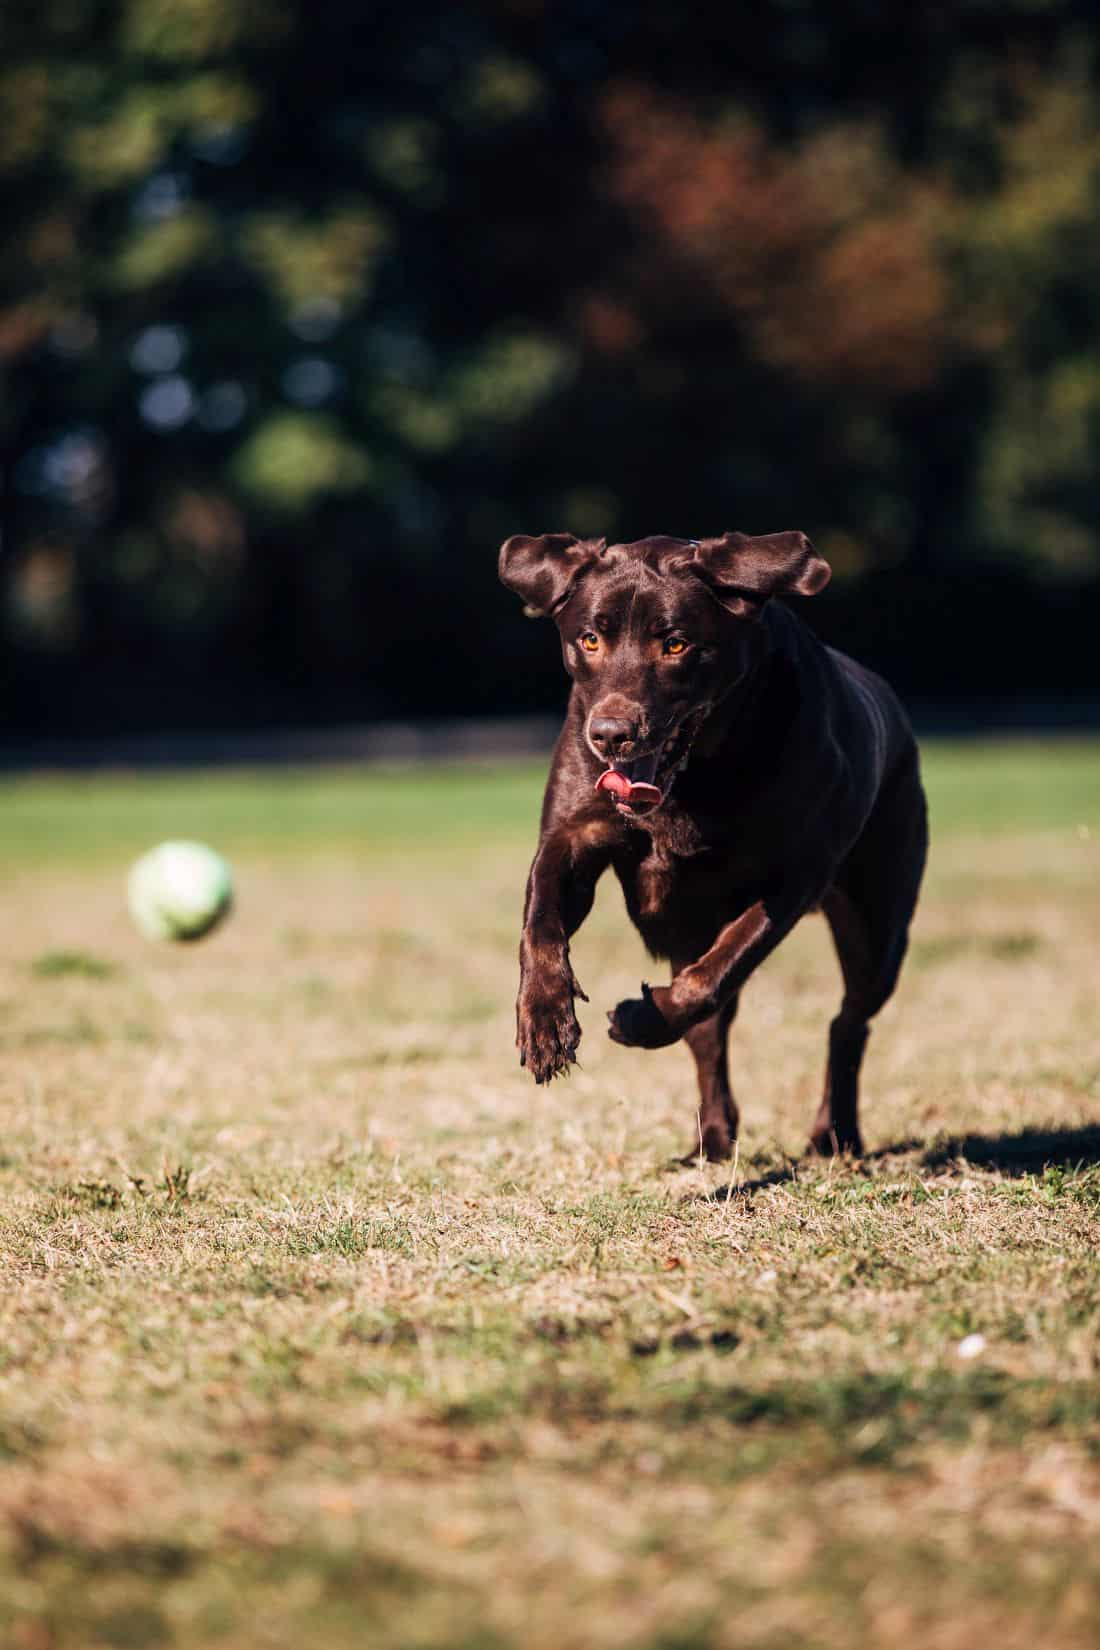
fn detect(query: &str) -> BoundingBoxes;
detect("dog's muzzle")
[595,754,663,813]
[594,707,711,815]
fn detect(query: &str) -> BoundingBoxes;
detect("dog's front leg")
[607,891,815,1051]
[517,824,610,1083]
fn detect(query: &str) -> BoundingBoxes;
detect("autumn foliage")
[601,84,951,397]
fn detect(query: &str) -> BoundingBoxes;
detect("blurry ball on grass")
[128,841,234,942]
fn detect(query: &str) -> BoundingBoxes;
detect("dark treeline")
[4,1,1100,737]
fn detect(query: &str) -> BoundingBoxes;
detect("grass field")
[1,739,1098,1650]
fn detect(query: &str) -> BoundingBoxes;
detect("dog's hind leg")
[680,994,740,1163]
[810,750,928,1156]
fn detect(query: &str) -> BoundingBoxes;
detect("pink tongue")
[595,770,663,810]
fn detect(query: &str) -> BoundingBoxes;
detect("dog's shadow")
[918,1124,1100,1176]
[694,1125,1100,1200]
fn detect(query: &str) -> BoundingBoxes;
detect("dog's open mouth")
[594,709,709,815]
[595,751,663,812]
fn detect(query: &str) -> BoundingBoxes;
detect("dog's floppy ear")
[498,532,606,618]
[690,531,830,617]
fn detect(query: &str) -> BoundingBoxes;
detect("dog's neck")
[690,619,778,764]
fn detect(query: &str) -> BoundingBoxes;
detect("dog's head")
[499,531,830,815]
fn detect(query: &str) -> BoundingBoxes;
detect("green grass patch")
[0,736,1098,868]
[31,948,116,979]
[0,760,546,866]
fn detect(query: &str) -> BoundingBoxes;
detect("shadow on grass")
[921,1125,1100,1175]
[693,1127,1100,1200]
[687,1139,927,1200]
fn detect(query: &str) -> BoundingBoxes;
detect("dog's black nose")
[589,716,637,758]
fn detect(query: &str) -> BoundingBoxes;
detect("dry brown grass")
[0,750,1097,1648]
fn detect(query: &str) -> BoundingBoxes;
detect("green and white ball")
[127,841,234,942]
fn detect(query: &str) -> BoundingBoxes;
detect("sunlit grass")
[0,740,1097,1648]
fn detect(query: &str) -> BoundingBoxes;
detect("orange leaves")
[600,82,950,397]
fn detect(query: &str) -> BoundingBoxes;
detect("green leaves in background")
[5,1,1100,720]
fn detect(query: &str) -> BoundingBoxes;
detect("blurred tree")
[2,0,1100,735]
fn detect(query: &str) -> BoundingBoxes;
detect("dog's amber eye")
[580,632,600,652]
[663,636,687,655]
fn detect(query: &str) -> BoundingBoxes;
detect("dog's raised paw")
[517,997,582,1084]
[606,984,680,1050]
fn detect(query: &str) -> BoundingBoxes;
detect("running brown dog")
[499,529,927,1159]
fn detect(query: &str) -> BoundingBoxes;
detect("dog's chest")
[614,809,766,957]
[633,847,677,919]
[618,843,727,957]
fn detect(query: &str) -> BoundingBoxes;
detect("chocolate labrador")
[499,530,927,1159]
